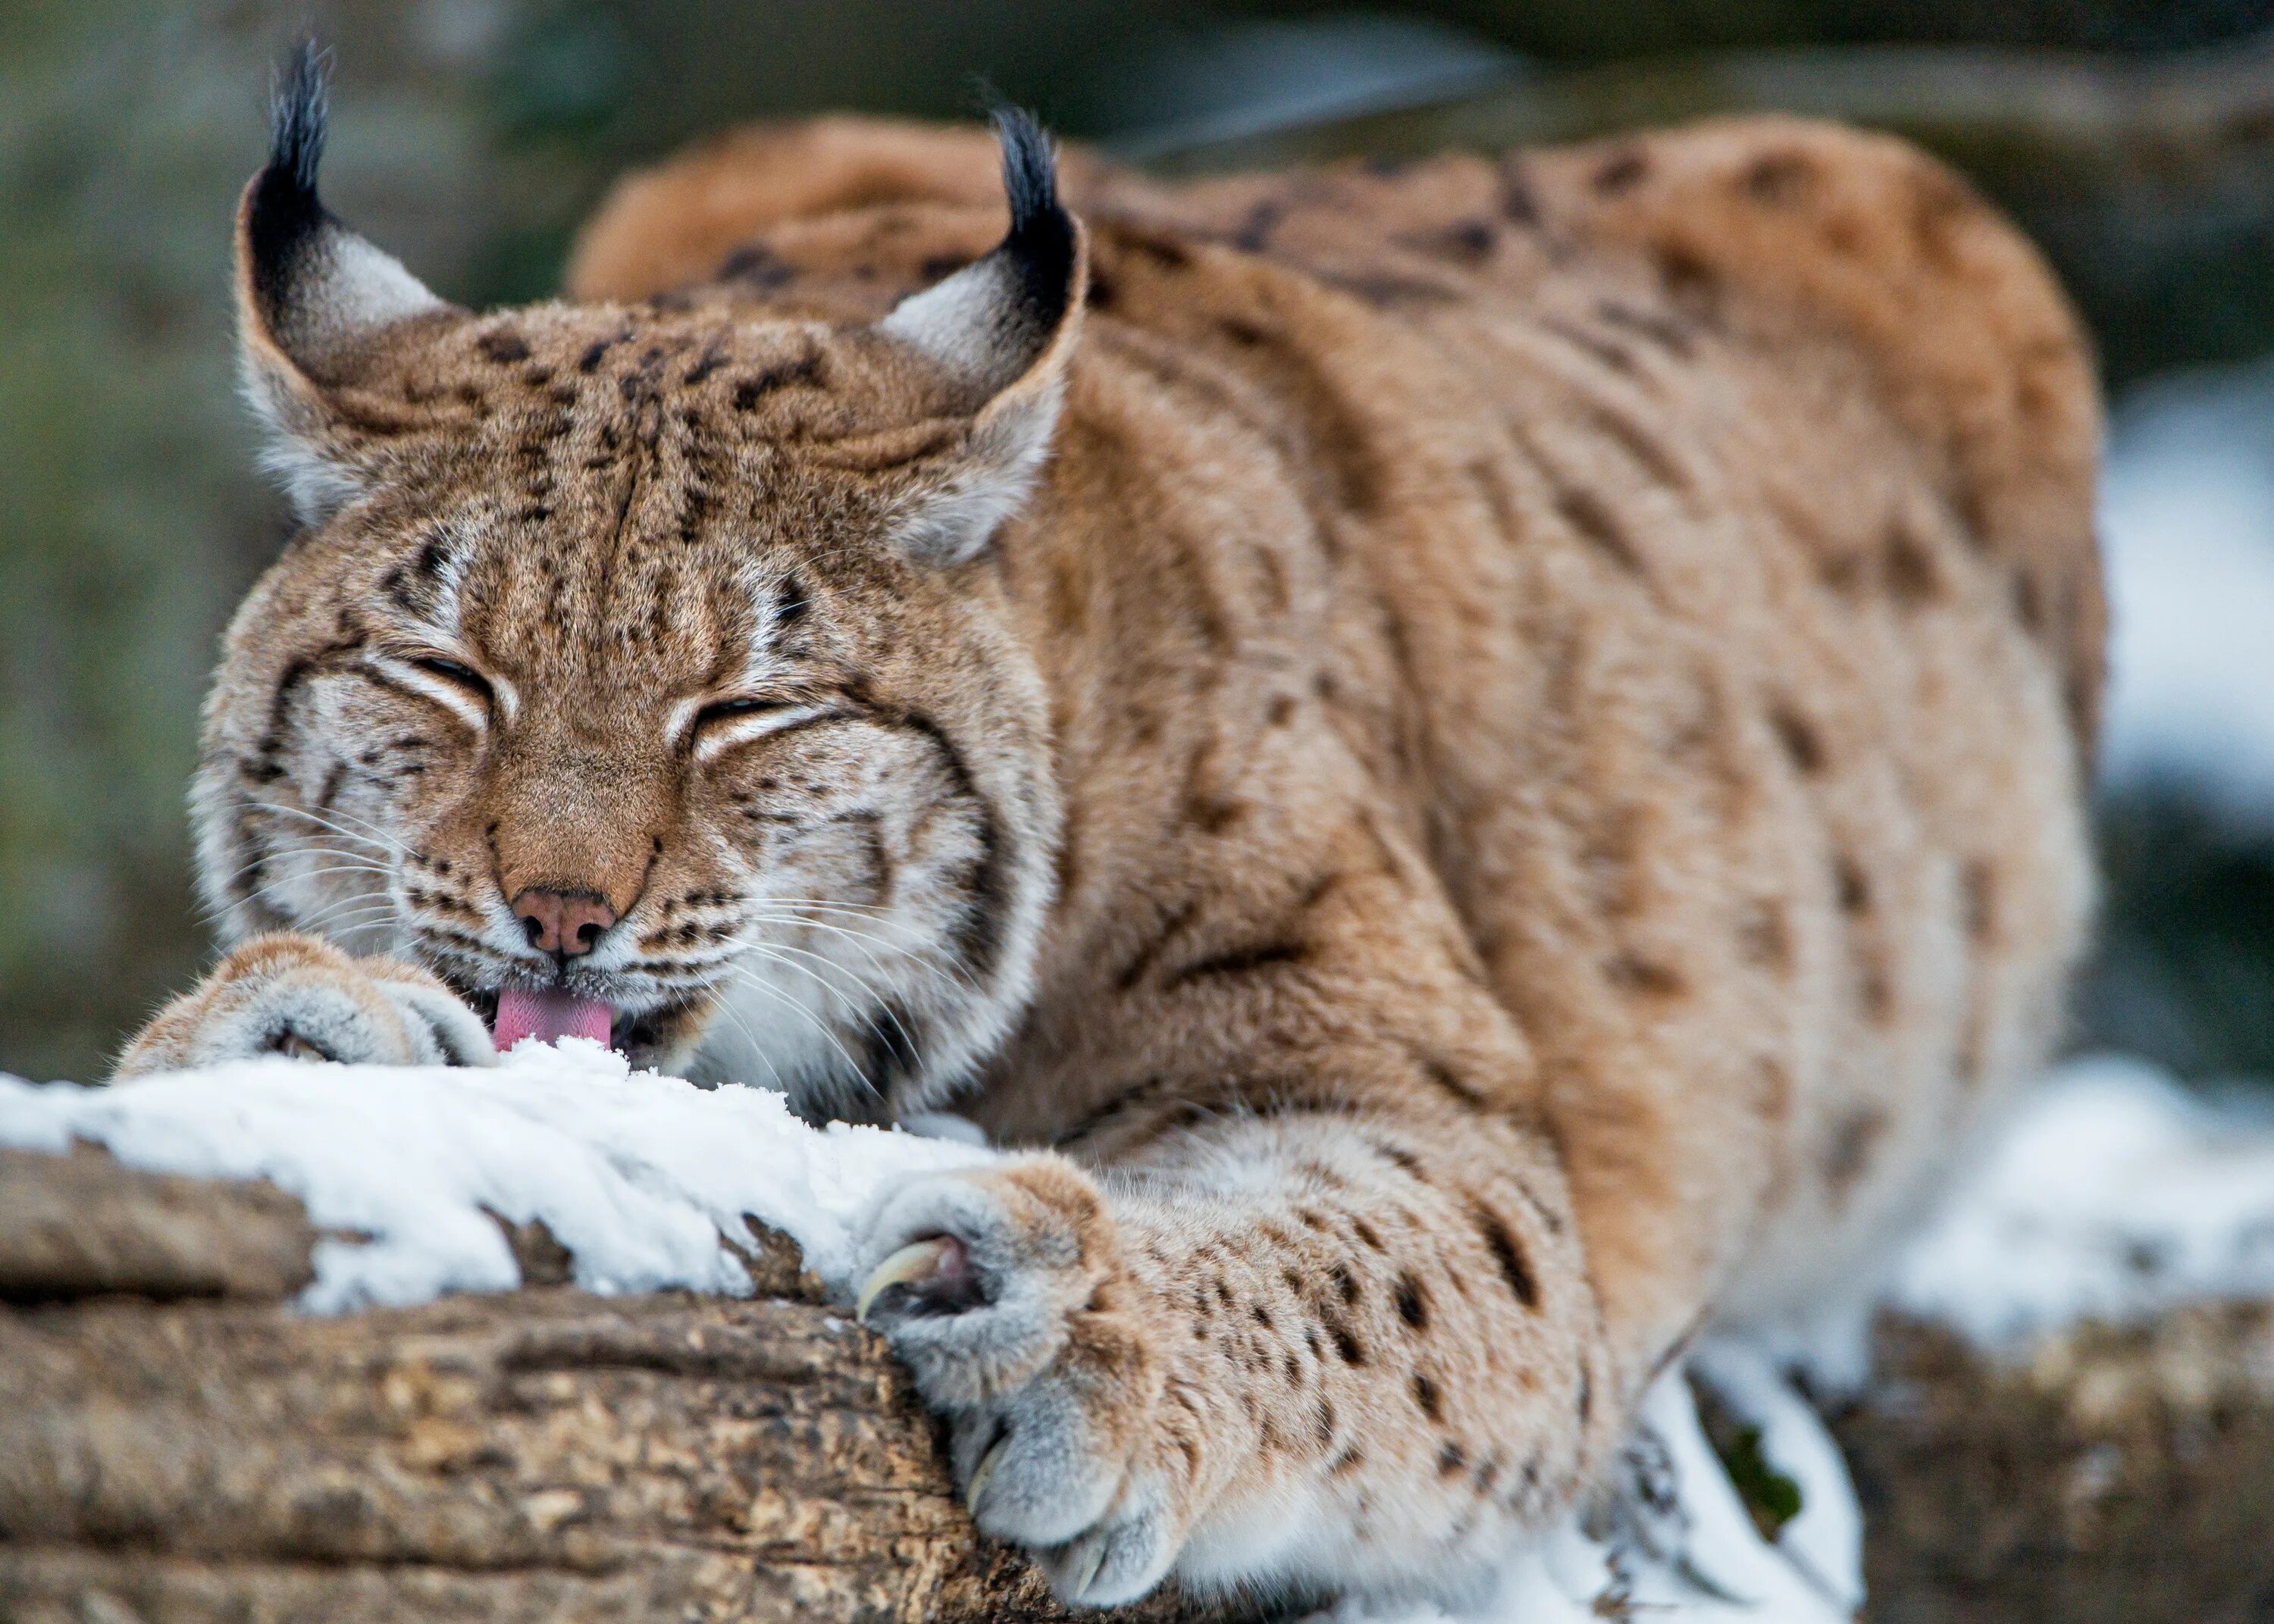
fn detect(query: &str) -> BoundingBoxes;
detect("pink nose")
[512,888,617,958]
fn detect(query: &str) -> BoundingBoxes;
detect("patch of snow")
[2100,357,2274,826]
[0,1038,991,1312]
[1890,1052,2274,1347]
[1316,1345,1859,1624]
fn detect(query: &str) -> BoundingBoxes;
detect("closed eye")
[368,650,500,728]
[694,696,794,730]
[408,655,491,699]
[688,693,839,759]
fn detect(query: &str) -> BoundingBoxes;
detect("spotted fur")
[124,73,2101,1612]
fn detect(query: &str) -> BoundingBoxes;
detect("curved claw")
[966,1432,1009,1516]
[856,1235,959,1324]
[1057,1532,1109,1603]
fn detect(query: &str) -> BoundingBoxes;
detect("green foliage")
[1693,1380,1805,1542]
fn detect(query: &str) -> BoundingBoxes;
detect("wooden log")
[1836,1305,2274,1623]
[0,1149,1267,1624]
[5,1147,2271,1620]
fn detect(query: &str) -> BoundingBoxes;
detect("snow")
[2099,355,2274,826]
[1890,1053,2274,1348]
[1313,1349,1859,1624]
[5,1044,2272,1622]
[0,1037,991,1311]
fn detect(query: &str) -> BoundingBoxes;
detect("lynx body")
[124,54,2101,1609]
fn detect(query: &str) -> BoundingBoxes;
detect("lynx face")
[197,74,1081,1116]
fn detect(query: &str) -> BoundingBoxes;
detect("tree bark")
[0,1149,1266,1624]
[4,1146,2271,1622]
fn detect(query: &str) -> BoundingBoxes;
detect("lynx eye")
[408,656,491,698]
[695,696,794,730]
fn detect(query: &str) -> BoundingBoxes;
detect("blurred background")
[5,0,2274,1084]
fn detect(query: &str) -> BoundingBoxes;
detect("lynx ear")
[879,108,1087,564]
[234,42,455,524]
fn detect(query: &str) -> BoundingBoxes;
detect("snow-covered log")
[5,1146,2274,1622]
[0,1145,1254,1623]
[6,1053,2274,1622]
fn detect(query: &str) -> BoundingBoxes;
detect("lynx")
[121,45,2101,1610]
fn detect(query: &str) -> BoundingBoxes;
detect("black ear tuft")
[246,39,334,318]
[271,38,330,197]
[989,105,1077,327]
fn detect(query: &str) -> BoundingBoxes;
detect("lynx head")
[196,45,1083,1116]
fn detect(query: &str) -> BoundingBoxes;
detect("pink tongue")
[492,987,616,1051]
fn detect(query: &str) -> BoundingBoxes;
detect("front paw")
[853,1158,1185,1606]
[115,933,494,1078]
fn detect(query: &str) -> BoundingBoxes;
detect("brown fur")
[132,112,2100,1607]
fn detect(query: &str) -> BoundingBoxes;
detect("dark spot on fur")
[1743,151,1815,207]
[1769,703,1825,774]
[1499,159,1541,226]
[684,344,726,385]
[1884,518,1942,605]
[774,573,810,630]
[1314,1397,1337,1447]
[1330,1445,1365,1475]
[1858,945,1896,1023]
[1330,1264,1360,1306]
[1604,953,1686,999]
[1835,855,1872,915]
[1738,900,1793,972]
[1233,199,1284,253]
[718,244,795,289]
[1438,1442,1468,1476]
[2012,568,2045,635]
[1655,246,1718,311]
[733,352,825,410]
[1592,146,1649,196]
[1411,1372,1442,1419]
[1123,231,1191,272]
[1164,939,1309,987]
[1555,485,1644,574]
[1373,1140,1428,1181]
[1541,315,1640,377]
[476,329,529,365]
[1267,693,1298,727]
[1961,859,1997,944]
[1473,1203,1539,1308]
[1395,1273,1429,1330]
[1327,1319,1365,1365]
[1350,1215,1385,1252]
[1825,1107,1888,1198]
[1756,1055,1795,1127]
[1411,218,1496,264]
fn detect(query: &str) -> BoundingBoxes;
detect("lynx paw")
[853,1158,1186,1606]
[115,933,494,1078]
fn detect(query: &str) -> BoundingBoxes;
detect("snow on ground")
[2099,355,2274,826]
[1892,1053,2274,1348]
[9,1045,2273,1621]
